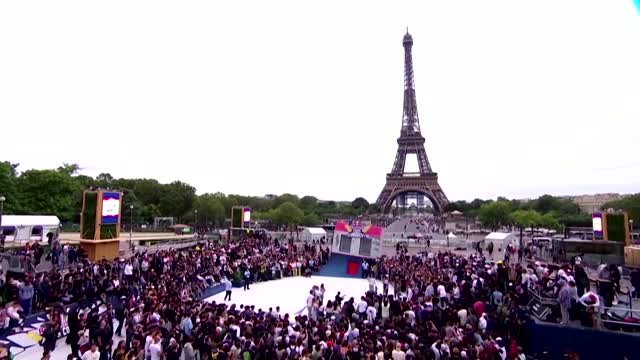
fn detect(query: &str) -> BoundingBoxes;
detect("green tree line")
[0,161,372,228]
[446,194,595,231]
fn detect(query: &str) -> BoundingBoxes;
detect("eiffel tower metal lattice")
[376,31,449,213]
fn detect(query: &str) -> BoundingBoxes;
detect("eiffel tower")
[376,31,449,213]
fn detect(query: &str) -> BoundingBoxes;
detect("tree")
[300,213,321,227]
[195,194,226,227]
[120,189,140,226]
[273,201,303,234]
[96,173,115,185]
[158,181,196,220]
[273,194,300,208]
[0,161,19,214]
[15,169,79,221]
[540,213,561,231]
[478,201,512,231]
[56,163,81,176]
[139,204,161,225]
[510,209,541,246]
[299,196,318,212]
[603,194,640,224]
[351,197,370,210]
[129,179,163,206]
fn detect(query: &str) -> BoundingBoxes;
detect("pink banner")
[334,221,382,238]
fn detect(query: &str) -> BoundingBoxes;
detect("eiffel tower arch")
[376,31,449,214]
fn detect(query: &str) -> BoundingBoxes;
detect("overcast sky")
[1,1,639,202]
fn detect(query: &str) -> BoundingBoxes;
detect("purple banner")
[101,192,121,225]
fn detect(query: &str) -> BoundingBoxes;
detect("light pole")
[0,196,5,253]
[129,205,134,250]
[465,217,469,240]
[631,219,635,244]
[193,210,198,234]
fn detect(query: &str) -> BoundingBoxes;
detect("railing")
[600,305,640,331]
[527,287,640,332]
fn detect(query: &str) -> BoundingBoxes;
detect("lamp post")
[465,217,469,240]
[193,210,198,233]
[631,219,634,244]
[0,196,5,253]
[129,205,134,250]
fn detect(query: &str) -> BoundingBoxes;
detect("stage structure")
[329,221,383,276]
[332,221,383,259]
[376,31,448,214]
[229,206,251,241]
[79,189,122,261]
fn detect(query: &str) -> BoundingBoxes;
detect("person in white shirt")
[437,284,447,299]
[391,343,406,360]
[478,313,488,333]
[381,297,390,320]
[404,309,416,326]
[357,297,368,320]
[224,278,233,301]
[306,290,315,315]
[453,285,461,300]
[369,277,376,293]
[578,290,601,327]
[149,335,163,360]
[457,308,468,326]
[82,344,101,360]
[145,332,155,359]
[366,304,377,322]
[579,291,600,308]
[124,261,134,285]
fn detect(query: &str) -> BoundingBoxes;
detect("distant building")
[263,194,278,200]
[564,193,625,213]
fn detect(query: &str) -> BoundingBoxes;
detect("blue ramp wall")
[316,253,364,278]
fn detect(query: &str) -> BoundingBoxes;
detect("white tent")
[0,215,60,242]
[299,227,327,242]
[447,232,457,238]
[484,232,515,250]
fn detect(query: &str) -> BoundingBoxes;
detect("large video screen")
[101,192,121,225]
[593,213,603,240]
[243,208,251,225]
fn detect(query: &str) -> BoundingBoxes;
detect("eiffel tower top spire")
[401,30,420,137]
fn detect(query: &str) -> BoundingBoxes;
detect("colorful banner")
[334,221,383,238]
[593,213,603,240]
[101,192,121,225]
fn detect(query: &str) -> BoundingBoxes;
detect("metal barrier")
[601,306,640,331]
[528,287,559,306]
[527,287,640,332]
[0,253,38,273]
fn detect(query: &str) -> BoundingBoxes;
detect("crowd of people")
[0,234,330,360]
[0,227,619,360]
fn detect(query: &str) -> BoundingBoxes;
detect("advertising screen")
[101,192,121,225]
[593,213,603,240]
[243,208,251,224]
